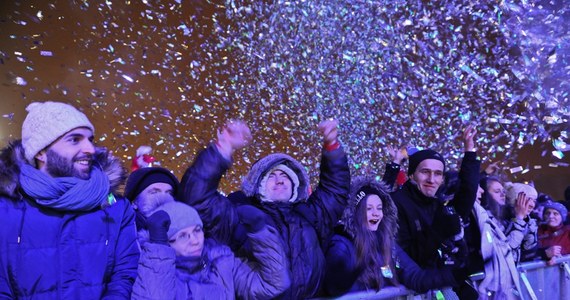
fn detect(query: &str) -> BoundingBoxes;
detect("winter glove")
[237,205,266,233]
[147,210,171,245]
[433,205,462,239]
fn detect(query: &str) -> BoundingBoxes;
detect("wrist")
[216,141,234,158]
[324,140,340,151]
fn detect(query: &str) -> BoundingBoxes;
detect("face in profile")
[487,181,506,205]
[410,159,444,198]
[37,127,95,179]
[364,194,383,231]
[169,225,205,257]
[264,169,293,202]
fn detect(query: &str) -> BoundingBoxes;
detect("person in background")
[124,166,179,230]
[504,182,539,262]
[324,177,466,297]
[179,119,350,299]
[132,201,290,299]
[0,101,139,298]
[538,200,570,264]
[469,181,523,299]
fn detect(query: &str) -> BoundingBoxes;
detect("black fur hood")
[0,140,126,199]
[341,176,399,239]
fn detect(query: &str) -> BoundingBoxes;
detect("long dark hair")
[350,187,399,290]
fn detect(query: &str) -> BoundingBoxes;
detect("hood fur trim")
[342,176,398,239]
[241,153,310,203]
[0,140,126,199]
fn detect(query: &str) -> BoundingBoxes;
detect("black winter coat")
[179,143,350,299]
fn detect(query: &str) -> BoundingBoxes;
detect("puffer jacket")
[324,177,458,296]
[179,143,350,299]
[132,226,290,300]
[0,140,139,299]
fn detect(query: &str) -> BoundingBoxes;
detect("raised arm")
[298,119,351,242]
[382,145,406,189]
[452,125,481,219]
[178,121,251,245]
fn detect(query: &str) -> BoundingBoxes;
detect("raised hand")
[514,192,533,220]
[462,125,477,152]
[387,145,407,165]
[484,161,501,176]
[216,120,252,159]
[318,119,339,146]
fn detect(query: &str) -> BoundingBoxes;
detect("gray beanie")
[150,201,203,239]
[22,101,95,164]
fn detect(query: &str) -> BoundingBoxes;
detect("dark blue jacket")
[0,141,139,299]
[179,143,350,299]
[324,231,458,296]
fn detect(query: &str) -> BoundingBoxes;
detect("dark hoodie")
[324,177,458,296]
[179,143,350,299]
[0,140,139,299]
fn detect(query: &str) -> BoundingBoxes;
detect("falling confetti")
[0,0,568,192]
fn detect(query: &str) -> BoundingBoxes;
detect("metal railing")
[316,255,570,299]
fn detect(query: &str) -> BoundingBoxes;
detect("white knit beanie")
[22,101,95,164]
[505,182,538,206]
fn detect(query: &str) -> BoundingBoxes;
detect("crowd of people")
[0,101,569,299]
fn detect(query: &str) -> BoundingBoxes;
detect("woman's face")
[544,208,563,228]
[365,195,383,231]
[169,225,205,257]
[488,181,506,205]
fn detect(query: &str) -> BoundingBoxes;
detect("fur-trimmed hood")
[342,176,398,239]
[0,140,126,199]
[241,153,310,203]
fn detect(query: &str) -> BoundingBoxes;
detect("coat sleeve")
[298,146,350,242]
[503,218,528,263]
[102,200,140,299]
[382,162,401,190]
[131,243,178,300]
[395,244,458,293]
[323,234,360,296]
[451,151,481,219]
[233,226,291,300]
[179,143,239,245]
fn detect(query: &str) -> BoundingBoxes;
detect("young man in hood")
[0,101,139,299]
[179,119,350,299]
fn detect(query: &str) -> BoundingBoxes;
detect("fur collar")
[0,140,126,199]
[342,176,398,239]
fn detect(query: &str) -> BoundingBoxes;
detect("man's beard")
[135,193,175,218]
[45,149,92,179]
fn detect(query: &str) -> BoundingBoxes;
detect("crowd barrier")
[316,255,570,300]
